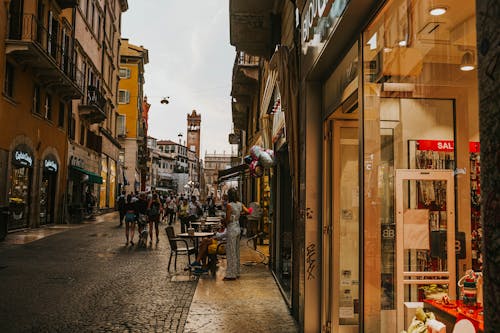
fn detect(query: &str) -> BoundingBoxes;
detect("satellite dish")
[161,97,170,104]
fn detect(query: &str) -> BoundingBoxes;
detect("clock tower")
[187,110,201,158]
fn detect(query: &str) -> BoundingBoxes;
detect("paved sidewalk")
[184,239,298,333]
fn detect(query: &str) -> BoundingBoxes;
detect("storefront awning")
[218,164,248,182]
[71,166,103,184]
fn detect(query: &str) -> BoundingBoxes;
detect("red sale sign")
[416,140,480,153]
[417,140,454,152]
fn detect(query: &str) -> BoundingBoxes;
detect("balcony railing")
[6,14,83,98]
[78,86,107,124]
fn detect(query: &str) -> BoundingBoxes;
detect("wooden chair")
[165,226,195,271]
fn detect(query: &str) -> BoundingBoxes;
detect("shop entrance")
[395,169,456,332]
[323,119,360,333]
[40,170,57,225]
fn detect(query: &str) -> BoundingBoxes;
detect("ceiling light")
[460,51,475,71]
[398,40,407,47]
[429,7,447,16]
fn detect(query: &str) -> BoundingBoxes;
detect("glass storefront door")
[40,170,56,225]
[8,166,31,229]
[395,169,456,332]
[273,146,293,302]
[324,120,360,332]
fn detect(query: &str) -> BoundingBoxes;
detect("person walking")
[178,198,189,232]
[135,192,149,246]
[166,195,177,225]
[123,194,137,246]
[116,190,126,227]
[223,188,250,281]
[187,195,202,230]
[147,193,162,245]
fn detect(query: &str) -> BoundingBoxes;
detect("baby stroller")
[137,214,149,248]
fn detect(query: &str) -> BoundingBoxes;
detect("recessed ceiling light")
[429,7,447,16]
[398,40,407,47]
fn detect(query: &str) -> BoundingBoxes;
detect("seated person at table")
[189,228,227,273]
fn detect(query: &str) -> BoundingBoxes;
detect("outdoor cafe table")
[177,231,215,255]
[190,221,219,231]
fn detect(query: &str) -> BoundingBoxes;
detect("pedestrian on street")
[188,195,202,227]
[124,194,137,246]
[178,198,189,232]
[206,193,216,217]
[135,192,149,245]
[166,195,177,225]
[116,190,126,227]
[147,193,162,245]
[223,188,250,281]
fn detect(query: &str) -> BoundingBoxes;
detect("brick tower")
[187,110,201,158]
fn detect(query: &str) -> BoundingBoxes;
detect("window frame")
[4,62,14,97]
[118,89,130,104]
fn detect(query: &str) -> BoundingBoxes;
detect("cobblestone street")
[0,213,196,333]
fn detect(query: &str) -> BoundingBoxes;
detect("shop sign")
[70,156,84,169]
[417,140,481,153]
[301,0,346,53]
[12,146,33,168]
[302,0,334,42]
[44,159,58,172]
[469,142,480,153]
[416,140,454,152]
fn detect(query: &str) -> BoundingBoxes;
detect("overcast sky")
[121,1,236,157]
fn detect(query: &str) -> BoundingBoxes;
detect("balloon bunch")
[244,146,275,177]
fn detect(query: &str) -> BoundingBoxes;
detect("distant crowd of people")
[115,190,222,247]
[115,188,253,281]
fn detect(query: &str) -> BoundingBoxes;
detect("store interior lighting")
[429,7,447,16]
[460,51,475,71]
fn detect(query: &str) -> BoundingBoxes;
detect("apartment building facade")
[117,38,148,193]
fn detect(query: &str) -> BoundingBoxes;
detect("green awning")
[71,166,103,184]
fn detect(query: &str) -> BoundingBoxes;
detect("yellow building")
[1,0,81,229]
[117,39,149,193]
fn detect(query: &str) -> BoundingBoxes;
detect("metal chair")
[165,226,195,271]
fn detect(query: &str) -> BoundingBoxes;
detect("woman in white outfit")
[223,188,250,280]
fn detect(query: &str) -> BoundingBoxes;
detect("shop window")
[4,62,14,98]
[362,0,479,331]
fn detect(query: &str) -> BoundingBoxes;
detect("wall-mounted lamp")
[161,97,170,104]
[460,51,475,71]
